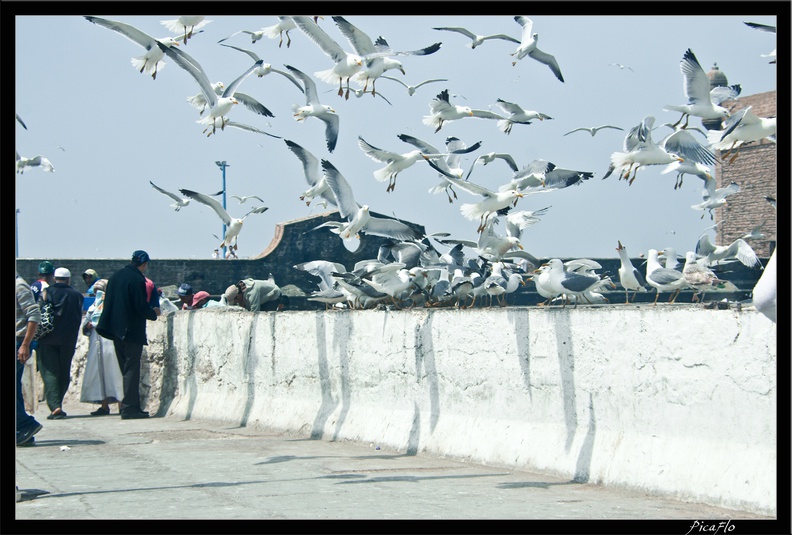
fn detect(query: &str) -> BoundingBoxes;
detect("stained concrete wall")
[56,305,777,516]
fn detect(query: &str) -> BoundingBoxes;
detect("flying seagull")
[563,125,623,137]
[432,26,520,49]
[333,16,441,97]
[180,188,268,251]
[511,16,564,82]
[313,160,421,242]
[493,98,553,134]
[160,16,211,44]
[157,42,272,135]
[285,64,339,153]
[379,76,448,96]
[283,139,337,208]
[422,89,504,133]
[16,151,54,174]
[664,50,741,128]
[218,43,304,92]
[84,15,182,80]
[231,195,266,204]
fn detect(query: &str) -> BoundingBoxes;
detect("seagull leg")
[338,80,344,97]
[652,289,660,305]
[345,79,351,100]
[728,147,741,164]
[286,31,292,48]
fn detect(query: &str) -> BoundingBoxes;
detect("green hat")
[38,261,54,275]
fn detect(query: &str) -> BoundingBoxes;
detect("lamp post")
[215,160,229,258]
[16,208,20,258]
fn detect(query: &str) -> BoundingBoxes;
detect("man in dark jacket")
[36,267,84,420]
[96,250,158,420]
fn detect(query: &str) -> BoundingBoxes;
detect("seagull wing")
[397,133,441,154]
[321,160,359,219]
[379,75,409,88]
[661,128,716,165]
[363,216,420,240]
[528,48,564,82]
[158,43,217,106]
[292,16,347,63]
[358,136,400,163]
[150,181,184,203]
[432,26,477,40]
[563,127,590,136]
[332,16,377,55]
[269,67,305,93]
[471,109,506,120]
[679,49,710,105]
[744,21,776,33]
[494,98,523,115]
[244,205,269,217]
[219,43,261,62]
[514,16,534,41]
[284,139,321,186]
[224,120,281,138]
[220,60,265,98]
[482,34,521,44]
[413,78,449,89]
[84,16,160,51]
[179,188,233,226]
[285,64,320,105]
[494,153,519,172]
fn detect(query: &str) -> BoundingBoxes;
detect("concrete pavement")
[13,401,775,525]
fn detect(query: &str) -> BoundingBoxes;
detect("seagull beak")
[468,111,474,116]
[676,157,684,162]
[232,98,239,105]
[518,244,524,250]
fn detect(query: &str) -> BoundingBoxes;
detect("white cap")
[54,267,71,278]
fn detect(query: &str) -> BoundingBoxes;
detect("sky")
[14,8,780,262]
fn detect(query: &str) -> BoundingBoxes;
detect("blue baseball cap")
[177,283,194,296]
[131,250,150,265]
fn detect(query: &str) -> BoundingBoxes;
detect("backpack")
[34,291,55,341]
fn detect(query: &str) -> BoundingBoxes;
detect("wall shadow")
[310,313,339,439]
[552,310,577,453]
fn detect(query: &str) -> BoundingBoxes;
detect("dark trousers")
[113,339,144,412]
[36,343,76,412]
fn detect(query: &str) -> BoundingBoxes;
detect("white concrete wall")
[64,305,777,515]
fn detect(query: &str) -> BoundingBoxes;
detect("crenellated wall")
[49,304,778,516]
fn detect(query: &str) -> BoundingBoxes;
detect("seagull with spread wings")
[333,16,441,97]
[422,89,504,133]
[706,105,777,164]
[179,188,268,251]
[664,49,741,128]
[511,16,564,82]
[156,41,271,135]
[432,25,520,49]
[84,16,182,80]
[358,134,480,193]
[493,98,553,134]
[160,16,211,45]
[285,64,339,153]
[150,180,214,211]
[219,43,304,91]
[283,139,337,208]
[464,152,519,181]
[379,76,448,96]
[601,116,684,185]
[231,195,266,205]
[313,160,421,242]
[563,125,624,137]
[16,152,54,174]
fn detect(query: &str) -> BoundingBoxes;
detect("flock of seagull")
[16,15,777,313]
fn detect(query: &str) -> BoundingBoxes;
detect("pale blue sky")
[15,11,778,260]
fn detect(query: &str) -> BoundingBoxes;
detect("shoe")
[91,407,110,416]
[47,410,67,420]
[121,410,150,420]
[16,423,43,445]
[17,437,36,447]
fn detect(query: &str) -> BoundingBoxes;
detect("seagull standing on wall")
[616,240,647,303]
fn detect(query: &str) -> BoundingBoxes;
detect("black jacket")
[96,264,157,345]
[37,282,84,348]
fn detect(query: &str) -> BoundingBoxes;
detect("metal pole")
[215,161,229,258]
[16,208,19,258]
